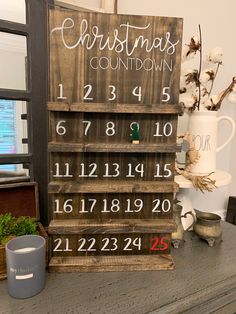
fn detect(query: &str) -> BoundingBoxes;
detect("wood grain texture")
[49,254,174,272]
[50,192,173,220]
[49,152,176,181]
[51,233,171,256]
[49,10,183,104]
[48,218,176,233]
[49,111,179,145]
[0,182,40,221]
[48,102,182,114]
[48,181,179,193]
[48,8,183,270]
[48,142,181,152]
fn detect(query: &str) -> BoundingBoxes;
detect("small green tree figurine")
[131,122,140,144]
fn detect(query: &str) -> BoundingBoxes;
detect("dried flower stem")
[208,62,220,96]
[210,76,236,110]
[197,24,202,110]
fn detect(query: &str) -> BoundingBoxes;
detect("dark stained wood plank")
[0,154,32,164]
[0,88,31,101]
[48,218,176,234]
[50,192,173,220]
[48,142,181,153]
[47,8,183,270]
[48,181,179,193]
[49,254,174,272]
[0,18,29,36]
[50,233,171,256]
[48,102,70,111]
[49,111,179,145]
[49,11,183,104]
[48,102,182,114]
[49,152,176,182]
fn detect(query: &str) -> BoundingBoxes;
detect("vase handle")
[216,116,236,152]
[181,211,196,231]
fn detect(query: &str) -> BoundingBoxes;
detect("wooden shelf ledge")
[48,218,176,234]
[48,102,182,114]
[49,254,174,272]
[48,142,182,153]
[48,181,179,194]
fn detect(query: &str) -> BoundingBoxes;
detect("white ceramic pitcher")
[188,110,235,175]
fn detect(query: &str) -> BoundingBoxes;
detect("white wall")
[118,0,236,217]
[0,0,25,23]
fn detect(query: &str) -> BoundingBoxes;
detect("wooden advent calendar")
[47,7,183,271]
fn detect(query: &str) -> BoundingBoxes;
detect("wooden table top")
[1,221,236,314]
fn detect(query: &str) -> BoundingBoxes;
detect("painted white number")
[162,87,170,102]
[54,199,73,214]
[123,237,142,251]
[154,164,172,178]
[111,199,120,212]
[56,120,66,136]
[79,163,98,177]
[77,238,86,251]
[106,121,116,136]
[152,199,171,213]
[87,238,96,251]
[125,199,143,212]
[78,238,96,251]
[57,83,67,100]
[82,120,91,136]
[101,238,118,251]
[153,122,173,137]
[53,163,73,178]
[53,238,72,252]
[102,199,120,213]
[79,199,97,213]
[132,86,142,102]
[127,163,144,178]
[103,163,120,177]
[84,84,93,100]
[108,85,116,101]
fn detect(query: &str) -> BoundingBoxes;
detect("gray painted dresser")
[0,221,236,314]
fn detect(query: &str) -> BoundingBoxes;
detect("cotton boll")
[203,98,212,108]
[192,35,200,45]
[182,45,194,62]
[198,102,209,111]
[179,92,196,108]
[200,87,209,102]
[227,92,236,103]
[199,69,215,83]
[182,36,200,62]
[180,75,187,91]
[180,68,196,89]
[207,47,223,64]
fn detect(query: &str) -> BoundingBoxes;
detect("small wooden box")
[0,181,48,280]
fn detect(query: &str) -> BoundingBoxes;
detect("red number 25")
[150,237,169,251]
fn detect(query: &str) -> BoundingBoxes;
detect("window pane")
[0,164,29,178]
[0,164,16,172]
[0,32,27,90]
[0,100,28,154]
[0,0,26,24]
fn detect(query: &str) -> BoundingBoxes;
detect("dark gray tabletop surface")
[1,221,236,314]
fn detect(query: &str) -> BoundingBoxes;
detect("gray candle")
[6,235,46,299]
